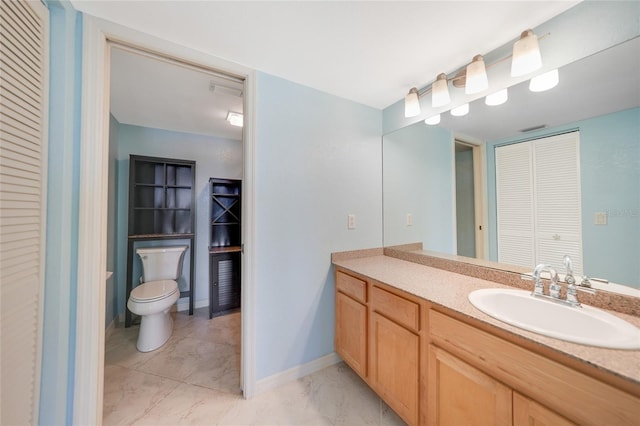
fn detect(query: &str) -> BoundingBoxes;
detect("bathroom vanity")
[333,251,640,426]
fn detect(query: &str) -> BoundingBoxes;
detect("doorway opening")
[454,139,486,259]
[104,41,246,417]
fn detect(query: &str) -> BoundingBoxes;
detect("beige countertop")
[333,255,640,386]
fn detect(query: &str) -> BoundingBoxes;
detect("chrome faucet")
[532,264,559,297]
[563,255,579,306]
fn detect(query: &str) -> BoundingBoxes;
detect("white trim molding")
[255,353,342,396]
[75,15,258,423]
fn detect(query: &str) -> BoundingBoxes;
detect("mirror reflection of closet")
[455,141,476,258]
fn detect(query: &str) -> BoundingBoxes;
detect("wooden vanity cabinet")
[335,271,367,378]
[428,345,512,426]
[429,309,638,425]
[334,266,640,426]
[369,285,421,426]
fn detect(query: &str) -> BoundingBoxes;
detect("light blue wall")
[40,1,82,424]
[486,108,640,287]
[254,72,382,380]
[383,122,455,252]
[114,124,242,317]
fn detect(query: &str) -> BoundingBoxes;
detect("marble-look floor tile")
[103,365,181,426]
[136,336,219,382]
[132,383,242,425]
[185,342,241,394]
[104,309,406,426]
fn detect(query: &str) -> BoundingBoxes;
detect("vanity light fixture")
[226,111,244,127]
[424,114,441,125]
[432,73,451,108]
[450,103,469,117]
[529,68,559,92]
[511,29,542,77]
[402,29,549,119]
[465,55,489,95]
[405,87,421,117]
[485,88,509,106]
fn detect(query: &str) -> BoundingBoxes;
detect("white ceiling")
[110,47,244,139]
[76,1,579,109]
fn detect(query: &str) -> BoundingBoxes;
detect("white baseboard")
[176,298,209,312]
[105,318,116,341]
[255,352,342,396]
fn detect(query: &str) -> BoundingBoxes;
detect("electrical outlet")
[348,214,356,230]
[406,213,413,226]
[594,212,608,225]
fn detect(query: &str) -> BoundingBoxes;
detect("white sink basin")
[468,288,640,350]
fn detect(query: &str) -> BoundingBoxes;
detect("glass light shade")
[485,88,508,106]
[424,114,441,125]
[450,103,469,117]
[465,55,489,94]
[511,30,542,77]
[431,73,450,107]
[529,69,559,92]
[404,87,421,117]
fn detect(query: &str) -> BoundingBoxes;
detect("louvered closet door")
[533,132,583,275]
[496,142,535,268]
[0,0,49,424]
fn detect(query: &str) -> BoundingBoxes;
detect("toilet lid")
[130,280,179,303]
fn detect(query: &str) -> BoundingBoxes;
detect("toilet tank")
[136,245,187,282]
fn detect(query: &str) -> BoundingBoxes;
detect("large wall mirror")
[383,37,639,292]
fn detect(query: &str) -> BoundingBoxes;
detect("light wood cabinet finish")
[429,310,640,425]
[334,272,367,378]
[513,392,575,426]
[371,285,420,331]
[370,312,420,425]
[334,266,640,426]
[336,270,367,303]
[428,345,512,426]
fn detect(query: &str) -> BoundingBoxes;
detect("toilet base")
[136,309,173,352]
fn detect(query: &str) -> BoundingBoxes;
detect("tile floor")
[103,308,406,425]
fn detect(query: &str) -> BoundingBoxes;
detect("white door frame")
[453,135,488,260]
[75,16,257,424]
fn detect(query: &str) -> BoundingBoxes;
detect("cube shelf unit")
[209,178,241,318]
[125,155,196,327]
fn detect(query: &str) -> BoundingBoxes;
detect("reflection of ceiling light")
[465,55,488,94]
[210,82,243,98]
[226,112,243,127]
[424,114,441,125]
[511,29,542,77]
[485,88,508,106]
[432,73,451,108]
[450,103,469,117]
[405,87,420,117]
[529,69,559,92]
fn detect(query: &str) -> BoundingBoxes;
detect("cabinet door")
[513,392,575,426]
[428,345,512,426]
[370,312,419,425]
[335,292,367,378]
[209,252,241,318]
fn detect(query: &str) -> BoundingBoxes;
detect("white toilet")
[127,245,187,352]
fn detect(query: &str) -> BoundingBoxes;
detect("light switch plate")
[406,213,413,226]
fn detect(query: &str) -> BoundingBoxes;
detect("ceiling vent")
[520,124,547,133]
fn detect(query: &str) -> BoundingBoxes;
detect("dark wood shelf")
[126,155,197,327]
[209,177,242,319]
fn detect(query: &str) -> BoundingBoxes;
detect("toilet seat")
[130,280,179,303]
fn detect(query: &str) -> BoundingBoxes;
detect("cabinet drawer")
[430,310,640,425]
[336,270,367,303]
[371,286,420,331]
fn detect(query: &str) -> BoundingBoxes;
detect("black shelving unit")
[209,178,241,318]
[125,155,196,327]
